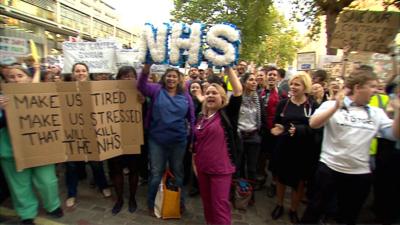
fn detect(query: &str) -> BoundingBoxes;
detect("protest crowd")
[0,50,399,225]
[0,17,400,225]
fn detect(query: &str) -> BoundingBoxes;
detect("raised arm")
[385,46,398,85]
[32,62,41,83]
[137,64,159,97]
[224,66,242,97]
[339,45,350,80]
[310,90,345,129]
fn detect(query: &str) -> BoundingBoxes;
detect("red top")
[194,112,235,174]
[262,88,279,129]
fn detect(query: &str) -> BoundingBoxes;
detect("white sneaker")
[65,197,76,207]
[102,188,111,198]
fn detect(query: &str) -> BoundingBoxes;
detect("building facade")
[0,0,136,60]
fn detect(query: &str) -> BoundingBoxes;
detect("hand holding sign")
[0,96,9,109]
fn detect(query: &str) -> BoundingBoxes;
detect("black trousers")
[0,166,9,203]
[373,139,400,225]
[301,162,371,225]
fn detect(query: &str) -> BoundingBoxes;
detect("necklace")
[206,112,217,119]
[196,112,217,130]
[280,97,312,118]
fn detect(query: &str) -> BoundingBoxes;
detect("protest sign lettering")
[2,80,143,171]
[2,83,67,171]
[330,10,400,53]
[297,52,316,71]
[62,41,117,74]
[0,36,28,56]
[115,49,142,69]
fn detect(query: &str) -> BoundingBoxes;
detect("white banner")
[62,41,117,74]
[0,36,28,56]
[116,49,142,69]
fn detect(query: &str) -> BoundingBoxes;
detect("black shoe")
[112,201,123,215]
[254,176,266,191]
[267,183,277,198]
[89,179,96,189]
[20,219,35,225]
[189,188,199,197]
[180,205,186,215]
[128,199,137,213]
[289,210,300,224]
[248,193,255,206]
[47,207,64,218]
[271,204,284,220]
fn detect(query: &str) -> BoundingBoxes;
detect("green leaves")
[171,0,302,66]
[172,0,273,62]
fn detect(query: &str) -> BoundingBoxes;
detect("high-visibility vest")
[369,94,390,155]
[223,75,233,92]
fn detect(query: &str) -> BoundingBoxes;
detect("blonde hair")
[202,83,228,113]
[289,72,312,94]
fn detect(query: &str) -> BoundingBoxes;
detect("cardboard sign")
[1,80,143,171]
[297,52,316,71]
[62,41,117,74]
[330,10,400,53]
[318,50,400,79]
[0,36,28,56]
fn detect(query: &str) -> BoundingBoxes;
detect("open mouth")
[207,98,216,104]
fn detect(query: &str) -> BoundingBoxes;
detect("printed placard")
[297,52,316,71]
[62,41,117,74]
[115,49,142,69]
[0,36,28,56]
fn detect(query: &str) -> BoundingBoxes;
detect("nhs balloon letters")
[139,22,240,67]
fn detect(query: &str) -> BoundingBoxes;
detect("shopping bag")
[154,170,181,219]
[154,181,164,218]
[233,179,253,210]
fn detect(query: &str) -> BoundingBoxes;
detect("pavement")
[0,166,376,225]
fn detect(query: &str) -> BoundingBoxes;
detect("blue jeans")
[65,161,108,197]
[147,138,187,209]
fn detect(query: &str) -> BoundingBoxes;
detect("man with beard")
[236,60,248,77]
[185,67,201,89]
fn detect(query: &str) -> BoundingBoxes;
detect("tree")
[171,0,273,62]
[258,8,302,67]
[288,0,355,55]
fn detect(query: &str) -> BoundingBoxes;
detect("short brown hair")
[345,69,377,94]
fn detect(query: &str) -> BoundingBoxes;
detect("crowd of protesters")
[0,52,399,225]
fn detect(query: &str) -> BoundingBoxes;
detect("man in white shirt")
[301,69,400,225]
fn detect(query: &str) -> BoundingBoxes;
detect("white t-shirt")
[315,97,393,174]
